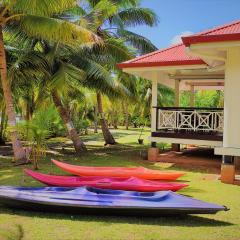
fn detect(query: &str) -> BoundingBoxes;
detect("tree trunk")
[26,99,31,121]
[122,102,129,130]
[113,116,118,129]
[0,106,6,145]
[0,26,26,163]
[51,90,87,153]
[96,93,116,145]
[93,106,98,133]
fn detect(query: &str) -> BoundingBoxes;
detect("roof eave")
[182,33,240,47]
[117,60,205,69]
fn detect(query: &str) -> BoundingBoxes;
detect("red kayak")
[24,169,188,192]
[52,159,185,180]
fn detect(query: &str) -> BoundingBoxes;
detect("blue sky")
[129,0,240,49]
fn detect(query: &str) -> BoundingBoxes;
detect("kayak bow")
[52,159,185,180]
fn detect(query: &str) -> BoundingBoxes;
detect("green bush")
[73,118,90,135]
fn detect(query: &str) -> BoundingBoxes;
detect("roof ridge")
[192,19,240,37]
[127,43,183,64]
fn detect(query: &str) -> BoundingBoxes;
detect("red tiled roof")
[117,20,240,69]
[182,19,240,46]
[117,44,205,69]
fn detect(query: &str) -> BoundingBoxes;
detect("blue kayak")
[0,186,227,216]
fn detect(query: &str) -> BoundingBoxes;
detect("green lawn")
[0,128,239,240]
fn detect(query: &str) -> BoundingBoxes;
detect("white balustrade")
[157,109,223,133]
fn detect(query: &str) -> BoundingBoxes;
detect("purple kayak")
[0,186,227,216]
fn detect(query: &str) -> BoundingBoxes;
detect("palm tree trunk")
[122,102,129,130]
[93,106,98,133]
[0,26,26,163]
[0,106,6,145]
[51,90,87,153]
[26,99,31,121]
[96,93,116,145]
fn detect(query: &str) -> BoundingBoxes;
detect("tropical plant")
[62,0,158,144]
[16,106,63,169]
[0,0,97,163]
[180,90,224,108]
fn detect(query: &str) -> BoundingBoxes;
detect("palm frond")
[19,15,99,46]
[48,62,86,92]
[8,50,49,85]
[83,37,133,65]
[64,6,87,16]
[117,29,157,54]
[11,0,76,17]
[112,7,158,27]
[93,0,118,26]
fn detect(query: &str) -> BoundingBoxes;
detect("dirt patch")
[153,162,175,169]
[156,147,240,175]
[157,148,222,174]
[200,174,220,181]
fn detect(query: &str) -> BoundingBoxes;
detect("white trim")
[189,41,240,50]
[186,47,226,62]
[169,74,224,80]
[122,64,207,74]
[149,136,223,147]
[215,147,240,157]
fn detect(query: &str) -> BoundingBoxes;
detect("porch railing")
[155,107,224,133]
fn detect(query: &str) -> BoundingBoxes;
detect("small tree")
[16,106,61,169]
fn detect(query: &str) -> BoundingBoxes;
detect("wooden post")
[221,156,235,184]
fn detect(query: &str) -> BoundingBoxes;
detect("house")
[117,20,240,184]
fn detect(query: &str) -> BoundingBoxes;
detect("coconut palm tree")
[0,0,97,162]
[38,42,88,153]
[65,0,158,144]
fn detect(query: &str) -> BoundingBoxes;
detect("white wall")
[223,47,240,149]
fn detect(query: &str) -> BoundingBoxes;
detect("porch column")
[215,47,240,184]
[151,77,158,133]
[172,79,181,152]
[190,85,195,107]
[148,73,159,161]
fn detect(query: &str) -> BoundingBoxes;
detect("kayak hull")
[52,159,185,180]
[25,169,188,192]
[0,186,227,216]
[0,196,225,216]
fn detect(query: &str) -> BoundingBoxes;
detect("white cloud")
[170,31,194,45]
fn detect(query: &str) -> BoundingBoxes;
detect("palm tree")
[51,90,87,152]
[0,0,97,162]
[39,42,88,153]
[65,0,158,144]
[0,91,7,144]
[96,92,116,144]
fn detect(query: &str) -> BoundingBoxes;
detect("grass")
[0,128,239,240]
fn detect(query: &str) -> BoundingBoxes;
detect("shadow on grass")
[0,207,233,227]
[180,187,206,194]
